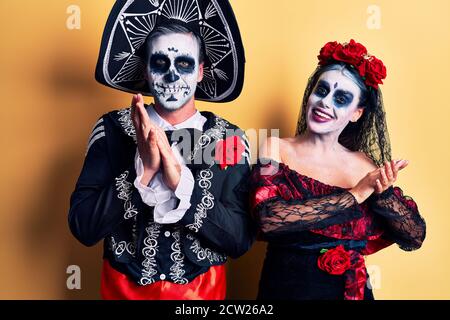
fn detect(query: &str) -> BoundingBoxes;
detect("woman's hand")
[131,94,161,185]
[350,159,409,203]
[374,160,408,194]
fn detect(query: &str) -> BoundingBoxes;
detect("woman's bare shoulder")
[259,136,297,162]
[350,151,378,172]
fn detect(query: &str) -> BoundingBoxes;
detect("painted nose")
[164,70,180,83]
[320,96,332,109]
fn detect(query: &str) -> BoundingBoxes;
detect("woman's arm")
[256,190,363,237]
[250,160,363,239]
[251,137,363,238]
[369,186,426,251]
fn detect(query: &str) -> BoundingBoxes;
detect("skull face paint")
[147,33,201,111]
[306,70,363,135]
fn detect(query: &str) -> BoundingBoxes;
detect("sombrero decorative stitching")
[95,0,245,102]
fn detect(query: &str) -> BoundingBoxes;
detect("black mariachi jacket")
[68,106,255,285]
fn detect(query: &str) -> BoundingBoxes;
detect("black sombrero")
[95,0,245,102]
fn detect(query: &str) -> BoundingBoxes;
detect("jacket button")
[160,274,166,280]
[164,231,171,237]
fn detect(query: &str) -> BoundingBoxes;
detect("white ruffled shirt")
[134,106,207,224]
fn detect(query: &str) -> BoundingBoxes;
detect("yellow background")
[0,0,448,299]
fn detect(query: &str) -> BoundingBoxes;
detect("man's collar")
[146,104,205,131]
[110,107,229,153]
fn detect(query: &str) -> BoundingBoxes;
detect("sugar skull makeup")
[147,32,202,111]
[306,70,363,135]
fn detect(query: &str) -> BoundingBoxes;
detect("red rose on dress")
[214,135,245,170]
[332,39,367,67]
[318,41,342,65]
[364,56,387,89]
[317,245,351,275]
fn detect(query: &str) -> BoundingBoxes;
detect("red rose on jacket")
[215,135,245,170]
[332,39,367,66]
[317,245,351,275]
[364,56,387,89]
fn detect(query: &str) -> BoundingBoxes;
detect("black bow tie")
[164,128,208,169]
[164,128,202,145]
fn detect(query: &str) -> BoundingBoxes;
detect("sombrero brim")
[95,0,245,103]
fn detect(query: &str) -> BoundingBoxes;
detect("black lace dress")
[249,160,426,300]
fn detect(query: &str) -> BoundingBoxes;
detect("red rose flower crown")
[317,39,387,89]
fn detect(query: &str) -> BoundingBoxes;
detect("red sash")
[100,259,226,300]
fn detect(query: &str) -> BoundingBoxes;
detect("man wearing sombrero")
[68,0,254,299]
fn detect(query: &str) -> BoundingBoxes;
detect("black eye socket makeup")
[150,53,171,73]
[175,55,196,74]
[333,90,354,108]
[314,80,330,98]
[313,79,355,108]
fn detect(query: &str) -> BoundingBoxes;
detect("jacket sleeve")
[68,115,145,247]
[368,186,426,251]
[178,134,256,259]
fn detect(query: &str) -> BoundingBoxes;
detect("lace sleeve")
[255,191,363,237]
[369,186,426,251]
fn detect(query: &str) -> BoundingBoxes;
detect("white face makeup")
[147,33,202,111]
[306,70,363,135]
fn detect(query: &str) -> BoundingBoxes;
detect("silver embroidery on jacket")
[186,233,226,264]
[169,230,188,284]
[109,236,136,258]
[115,170,138,219]
[139,222,161,285]
[185,169,214,232]
[117,108,137,142]
[189,116,228,161]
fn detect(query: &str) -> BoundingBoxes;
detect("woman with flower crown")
[249,40,426,300]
